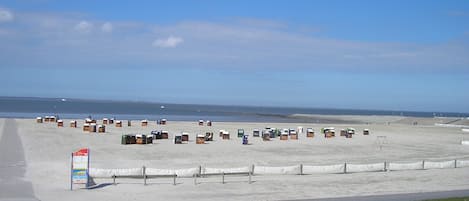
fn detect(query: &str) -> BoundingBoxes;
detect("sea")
[0,97,467,123]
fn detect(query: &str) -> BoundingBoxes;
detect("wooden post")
[251,164,255,175]
[143,166,146,185]
[384,161,387,172]
[455,159,458,168]
[344,163,347,174]
[222,172,225,184]
[299,164,303,175]
[422,160,425,170]
[193,174,197,185]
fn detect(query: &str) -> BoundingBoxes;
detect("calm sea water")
[0,97,466,122]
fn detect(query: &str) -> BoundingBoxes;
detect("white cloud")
[152,36,184,48]
[0,8,14,22]
[448,11,469,17]
[371,52,418,58]
[1,11,468,73]
[235,18,288,29]
[74,20,93,33]
[343,54,365,60]
[101,22,113,33]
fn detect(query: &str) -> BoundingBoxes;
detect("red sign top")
[73,148,89,156]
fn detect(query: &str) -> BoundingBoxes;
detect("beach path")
[0,119,38,201]
[285,189,469,201]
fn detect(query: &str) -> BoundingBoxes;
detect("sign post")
[71,148,90,190]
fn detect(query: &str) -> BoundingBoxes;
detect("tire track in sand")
[0,119,38,201]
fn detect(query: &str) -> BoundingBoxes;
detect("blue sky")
[0,0,468,113]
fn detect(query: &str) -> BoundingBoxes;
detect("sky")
[0,0,468,113]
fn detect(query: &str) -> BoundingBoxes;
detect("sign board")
[71,148,89,190]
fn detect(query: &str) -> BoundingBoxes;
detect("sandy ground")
[5,116,469,201]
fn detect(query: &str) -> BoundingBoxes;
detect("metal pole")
[86,148,90,188]
[70,153,73,191]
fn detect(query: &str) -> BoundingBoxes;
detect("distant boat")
[160,105,165,109]
[61,98,67,102]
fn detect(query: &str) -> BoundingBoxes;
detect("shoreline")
[0,112,466,125]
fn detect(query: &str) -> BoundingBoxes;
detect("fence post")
[143,166,147,186]
[299,164,303,175]
[193,173,197,185]
[455,159,458,168]
[344,162,347,174]
[422,160,425,170]
[222,172,225,184]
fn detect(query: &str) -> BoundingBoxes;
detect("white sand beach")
[2,116,469,201]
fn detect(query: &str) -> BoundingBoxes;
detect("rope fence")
[88,159,469,186]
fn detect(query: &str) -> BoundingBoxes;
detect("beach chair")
[238,129,245,138]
